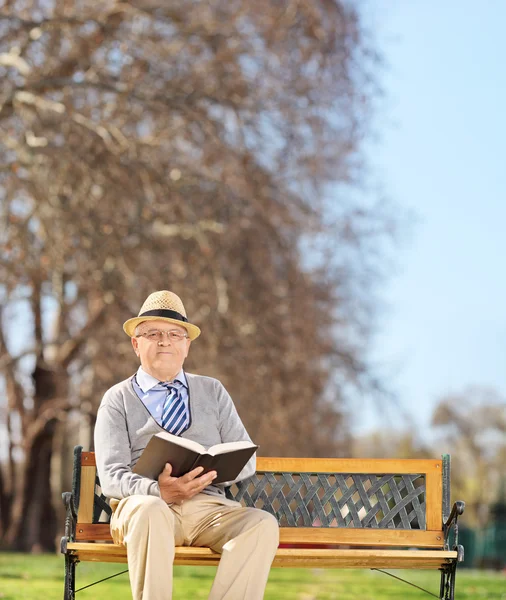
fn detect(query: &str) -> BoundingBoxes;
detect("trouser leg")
[187,496,279,600]
[111,495,183,600]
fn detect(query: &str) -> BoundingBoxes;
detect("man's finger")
[192,472,217,492]
[183,466,205,482]
[195,470,217,484]
[158,463,174,483]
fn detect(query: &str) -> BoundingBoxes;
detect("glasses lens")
[169,332,185,341]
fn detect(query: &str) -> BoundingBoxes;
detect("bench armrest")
[443,500,465,558]
[60,491,78,553]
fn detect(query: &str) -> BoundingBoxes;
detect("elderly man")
[94,290,279,600]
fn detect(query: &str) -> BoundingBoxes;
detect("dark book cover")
[191,448,258,483]
[133,433,258,484]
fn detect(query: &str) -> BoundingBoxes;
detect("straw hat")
[123,290,201,340]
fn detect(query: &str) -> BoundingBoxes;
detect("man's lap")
[110,493,271,551]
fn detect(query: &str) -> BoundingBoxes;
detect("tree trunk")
[15,422,58,552]
[0,464,12,543]
[5,363,69,551]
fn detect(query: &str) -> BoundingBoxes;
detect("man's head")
[131,319,191,381]
[123,290,200,381]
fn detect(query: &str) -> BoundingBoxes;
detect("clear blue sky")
[358,1,506,435]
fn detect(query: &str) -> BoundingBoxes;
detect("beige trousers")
[110,493,279,600]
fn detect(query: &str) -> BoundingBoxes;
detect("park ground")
[0,552,505,599]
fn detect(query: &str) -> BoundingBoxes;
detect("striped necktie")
[160,383,189,435]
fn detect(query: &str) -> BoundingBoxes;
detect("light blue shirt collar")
[136,366,187,393]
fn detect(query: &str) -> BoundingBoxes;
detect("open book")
[133,431,258,484]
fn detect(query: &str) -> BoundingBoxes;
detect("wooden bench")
[61,446,464,599]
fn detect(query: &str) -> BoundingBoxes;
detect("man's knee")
[124,495,174,530]
[246,509,280,547]
[258,511,280,544]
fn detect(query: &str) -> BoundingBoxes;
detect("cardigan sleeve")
[94,393,161,500]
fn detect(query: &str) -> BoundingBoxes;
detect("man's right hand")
[158,463,217,505]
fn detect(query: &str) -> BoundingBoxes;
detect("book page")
[155,430,206,454]
[207,440,257,456]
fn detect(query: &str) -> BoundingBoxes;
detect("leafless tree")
[431,386,506,528]
[0,1,396,550]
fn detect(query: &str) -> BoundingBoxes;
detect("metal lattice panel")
[93,476,113,523]
[92,471,426,529]
[226,472,426,529]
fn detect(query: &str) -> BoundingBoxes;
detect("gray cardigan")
[94,372,256,499]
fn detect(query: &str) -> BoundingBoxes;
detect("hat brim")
[123,316,201,340]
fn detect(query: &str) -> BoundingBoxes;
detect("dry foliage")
[354,387,506,529]
[0,1,395,550]
[431,386,506,528]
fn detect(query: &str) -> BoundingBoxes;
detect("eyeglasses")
[136,330,188,343]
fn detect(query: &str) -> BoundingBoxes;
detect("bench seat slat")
[67,543,457,570]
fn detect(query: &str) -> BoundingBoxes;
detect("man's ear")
[184,339,191,358]
[131,336,140,356]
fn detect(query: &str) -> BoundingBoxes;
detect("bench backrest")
[72,447,450,549]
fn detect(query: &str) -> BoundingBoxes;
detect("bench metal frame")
[61,446,464,599]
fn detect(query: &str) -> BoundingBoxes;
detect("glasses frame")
[135,329,189,343]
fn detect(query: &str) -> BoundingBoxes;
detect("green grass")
[0,552,504,599]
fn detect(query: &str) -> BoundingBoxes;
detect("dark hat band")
[139,309,189,323]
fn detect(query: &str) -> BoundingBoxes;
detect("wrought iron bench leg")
[61,488,79,600]
[439,561,458,600]
[63,553,78,600]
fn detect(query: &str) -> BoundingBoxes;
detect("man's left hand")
[158,463,217,505]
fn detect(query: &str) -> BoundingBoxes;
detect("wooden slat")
[67,543,457,570]
[81,452,96,466]
[81,453,443,475]
[256,457,443,475]
[271,548,457,569]
[77,466,96,524]
[279,527,443,548]
[272,557,453,569]
[75,524,444,548]
[68,542,127,559]
[426,466,443,531]
[76,524,111,541]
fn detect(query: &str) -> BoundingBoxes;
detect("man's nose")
[159,332,172,345]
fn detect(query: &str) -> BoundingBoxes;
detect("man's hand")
[158,463,217,505]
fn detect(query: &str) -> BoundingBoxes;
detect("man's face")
[131,320,191,379]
